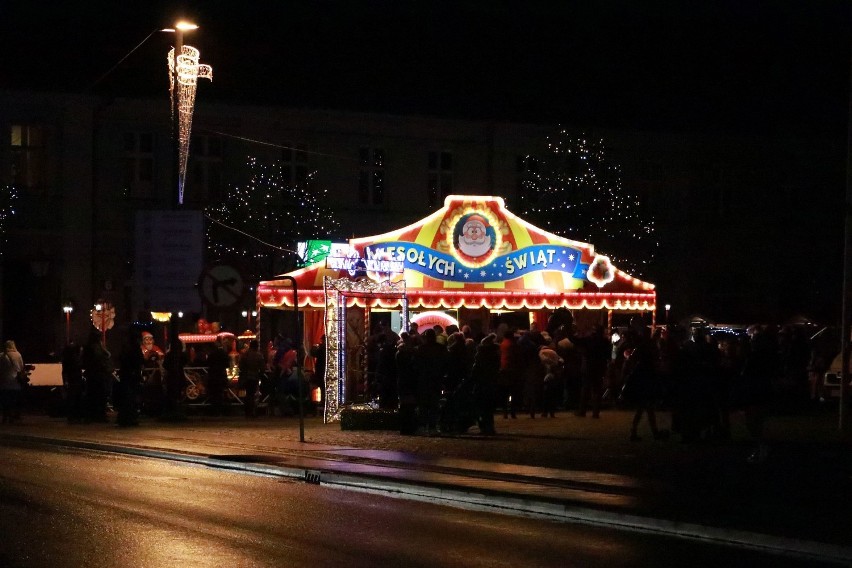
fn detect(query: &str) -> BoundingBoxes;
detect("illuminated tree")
[0,185,19,255]
[518,129,657,278]
[204,157,342,282]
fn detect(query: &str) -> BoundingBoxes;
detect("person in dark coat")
[570,325,611,418]
[623,328,668,442]
[61,341,85,424]
[376,333,399,409]
[675,328,721,442]
[445,331,472,395]
[395,332,418,435]
[161,339,189,421]
[740,326,779,463]
[115,329,144,426]
[498,330,522,419]
[81,329,113,423]
[415,328,447,435]
[518,330,546,418]
[469,333,500,435]
[239,339,267,418]
[439,332,476,433]
[206,338,230,416]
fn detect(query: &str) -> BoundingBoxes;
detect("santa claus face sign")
[452,212,497,265]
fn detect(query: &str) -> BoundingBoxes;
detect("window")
[188,134,223,202]
[123,132,155,199]
[10,124,46,190]
[427,151,453,206]
[359,147,385,205]
[281,143,309,188]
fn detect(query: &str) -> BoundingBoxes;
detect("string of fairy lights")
[518,129,657,278]
[168,45,212,205]
[204,156,342,280]
[0,185,18,255]
[199,126,655,283]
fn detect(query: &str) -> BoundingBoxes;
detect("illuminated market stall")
[258,195,656,422]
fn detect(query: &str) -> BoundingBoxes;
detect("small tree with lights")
[0,184,18,255]
[518,129,656,278]
[205,157,343,282]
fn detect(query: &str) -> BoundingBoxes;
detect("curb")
[5,432,852,565]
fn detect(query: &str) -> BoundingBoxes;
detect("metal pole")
[280,276,303,441]
[172,28,183,209]
[840,42,852,431]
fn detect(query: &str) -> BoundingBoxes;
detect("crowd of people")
[2,312,833,464]
[52,326,322,426]
[362,319,591,436]
[358,314,826,462]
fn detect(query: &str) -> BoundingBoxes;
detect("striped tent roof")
[258,195,655,311]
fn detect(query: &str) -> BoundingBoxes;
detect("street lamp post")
[275,277,302,442]
[94,302,105,345]
[63,304,73,344]
[665,304,671,325]
[242,309,258,330]
[91,301,115,347]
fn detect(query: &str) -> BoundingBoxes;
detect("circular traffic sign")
[198,264,245,308]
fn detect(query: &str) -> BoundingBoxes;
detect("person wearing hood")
[0,340,25,423]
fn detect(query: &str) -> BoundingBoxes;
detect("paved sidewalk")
[2,404,851,561]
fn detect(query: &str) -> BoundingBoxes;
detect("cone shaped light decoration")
[168,45,212,205]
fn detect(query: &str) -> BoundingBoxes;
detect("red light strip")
[257,285,655,311]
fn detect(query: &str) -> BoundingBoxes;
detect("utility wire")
[85,29,165,93]
[203,213,304,261]
[201,128,359,161]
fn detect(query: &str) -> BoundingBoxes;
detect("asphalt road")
[0,439,841,568]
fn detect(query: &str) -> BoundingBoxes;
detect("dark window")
[427,173,439,205]
[122,131,155,199]
[427,150,453,205]
[358,146,386,206]
[10,124,46,190]
[359,171,370,203]
[281,143,309,187]
[372,170,384,204]
[186,134,223,202]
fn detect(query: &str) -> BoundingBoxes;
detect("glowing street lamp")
[166,20,212,206]
[241,309,258,330]
[62,303,73,344]
[91,301,115,346]
[151,311,172,345]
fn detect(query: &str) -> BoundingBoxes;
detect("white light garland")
[322,276,406,422]
[168,45,212,205]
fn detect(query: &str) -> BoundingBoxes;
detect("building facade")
[0,89,843,359]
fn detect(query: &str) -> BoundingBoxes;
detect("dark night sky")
[1,0,850,136]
